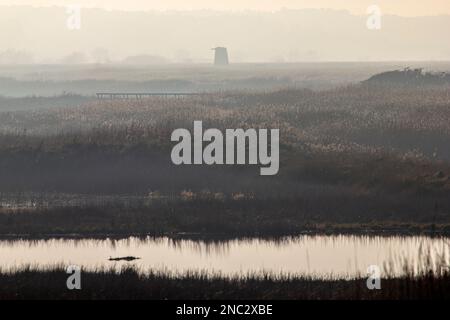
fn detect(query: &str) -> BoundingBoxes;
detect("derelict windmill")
[212,47,229,66]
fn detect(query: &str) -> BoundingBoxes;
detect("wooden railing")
[96,92,201,99]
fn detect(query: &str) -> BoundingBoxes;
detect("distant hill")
[363,68,450,86]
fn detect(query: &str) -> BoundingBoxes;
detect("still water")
[0,235,448,279]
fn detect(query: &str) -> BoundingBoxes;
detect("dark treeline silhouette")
[363,68,450,87]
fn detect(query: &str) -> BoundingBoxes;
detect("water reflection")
[0,235,448,279]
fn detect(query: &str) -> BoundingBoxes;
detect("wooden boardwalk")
[96,92,201,99]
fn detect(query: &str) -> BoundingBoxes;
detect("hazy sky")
[1,3,450,63]
[1,0,450,16]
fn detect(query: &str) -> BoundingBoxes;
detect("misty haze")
[0,2,450,303]
[1,6,450,63]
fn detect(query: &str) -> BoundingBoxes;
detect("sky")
[1,0,450,17]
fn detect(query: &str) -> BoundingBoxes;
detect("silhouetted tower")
[212,47,229,66]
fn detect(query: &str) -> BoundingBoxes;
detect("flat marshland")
[1,85,450,236]
[1,63,450,299]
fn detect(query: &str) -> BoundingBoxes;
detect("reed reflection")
[0,235,448,279]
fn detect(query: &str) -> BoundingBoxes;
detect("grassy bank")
[1,198,450,238]
[0,266,449,300]
[1,145,450,238]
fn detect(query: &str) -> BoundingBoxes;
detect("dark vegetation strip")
[0,266,448,300]
[1,198,450,238]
